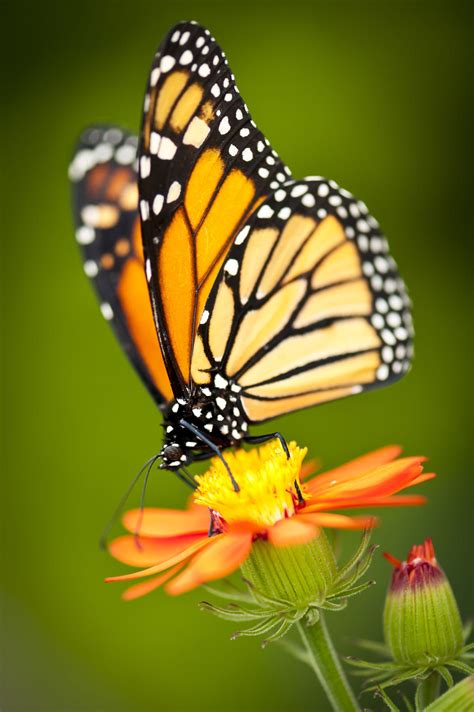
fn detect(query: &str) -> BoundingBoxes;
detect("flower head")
[385,538,444,592]
[106,442,433,599]
[384,538,463,666]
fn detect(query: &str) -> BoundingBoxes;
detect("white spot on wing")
[160,55,176,73]
[158,137,177,160]
[183,117,210,148]
[167,181,181,203]
[153,194,164,215]
[76,225,95,245]
[100,302,113,320]
[257,205,274,219]
[214,374,228,389]
[218,116,230,135]
[224,258,239,276]
[83,260,98,277]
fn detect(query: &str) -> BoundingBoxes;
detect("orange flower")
[106,442,434,599]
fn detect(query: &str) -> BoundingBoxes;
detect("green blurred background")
[2,1,472,710]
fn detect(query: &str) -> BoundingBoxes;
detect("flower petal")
[267,516,319,547]
[122,506,210,537]
[105,535,210,582]
[303,493,428,513]
[307,445,403,495]
[122,564,184,601]
[109,533,206,567]
[299,512,377,530]
[310,458,426,502]
[410,472,436,486]
[300,459,319,480]
[165,529,253,595]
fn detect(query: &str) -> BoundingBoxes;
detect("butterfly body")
[70,21,413,481]
[160,381,247,468]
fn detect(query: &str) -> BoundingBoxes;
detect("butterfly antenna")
[133,455,160,547]
[99,453,160,550]
[179,419,240,492]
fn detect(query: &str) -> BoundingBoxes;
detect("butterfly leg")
[179,419,240,493]
[176,467,196,489]
[243,432,290,459]
[244,433,304,504]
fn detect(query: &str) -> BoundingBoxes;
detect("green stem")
[297,614,360,712]
[417,672,441,708]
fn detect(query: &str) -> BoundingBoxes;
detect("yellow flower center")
[193,442,307,529]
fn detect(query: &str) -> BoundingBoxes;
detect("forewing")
[138,21,291,394]
[191,177,414,422]
[70,125,173,405]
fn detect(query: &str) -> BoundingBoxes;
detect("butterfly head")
[159,442,188,469]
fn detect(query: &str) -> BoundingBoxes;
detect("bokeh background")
[2,1,472,710]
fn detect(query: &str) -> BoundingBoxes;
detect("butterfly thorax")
[160,382,248,469]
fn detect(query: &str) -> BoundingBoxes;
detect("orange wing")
[70,125,173,404]
[191,178,414,422]
[138,21,291,395]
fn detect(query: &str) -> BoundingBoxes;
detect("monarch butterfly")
[70,21,413,486]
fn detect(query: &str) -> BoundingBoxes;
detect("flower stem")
[297,613,360,712]
[417,672,441,708]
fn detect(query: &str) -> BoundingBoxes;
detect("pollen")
[193,442,308,529]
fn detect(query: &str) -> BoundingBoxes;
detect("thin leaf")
[262,618,294,647]
[462,619,472,642]
[374,686,401,711]
[335,580,376,599]
[335,529,373,583]
[436,665,453,688]
[231,616,278,639]
[448,659,474,675]
[373,667,428,692]
[199,601,270,621]
[346,657,400,672]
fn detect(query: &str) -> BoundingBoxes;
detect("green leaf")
[374,686,401,711]
[436,665,453,688]
[334,528,373,585]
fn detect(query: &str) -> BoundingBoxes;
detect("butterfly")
[70,20,413,487]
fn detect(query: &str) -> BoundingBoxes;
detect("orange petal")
[300,459,319,480]
[165,530,253,595]
[267,516,319,547]
[299,512,377,530]
[303,493,428,513]
[311,458,426,502]
[307,445,403,495]
[105,535,210,582]
[123,506,209,537]
[122,564,184,601]
[410,472,436,486]
[347,494,427,508]
[108,532,206,567]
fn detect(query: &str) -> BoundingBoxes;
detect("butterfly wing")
[70,125,173,405]
[138,21,291,396]
[191,177,414,422]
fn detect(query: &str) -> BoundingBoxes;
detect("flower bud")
[383,538,463,666]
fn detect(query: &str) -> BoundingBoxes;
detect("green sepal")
[201,529,376,647]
